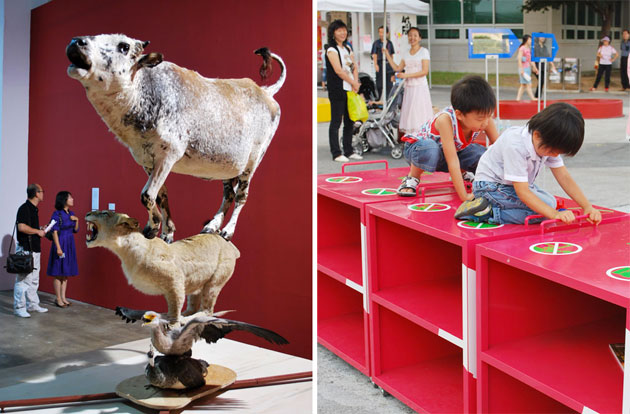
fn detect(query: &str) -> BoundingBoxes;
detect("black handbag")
[5,222,34,274]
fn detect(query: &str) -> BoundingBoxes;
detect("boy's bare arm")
[485,118,500,144]
[513,181,575,223]
[436,115,472,201]
[551,166,602,224]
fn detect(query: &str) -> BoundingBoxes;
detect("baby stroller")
[352,78,405,159]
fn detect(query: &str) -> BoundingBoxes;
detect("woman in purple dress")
[47,191,79,308]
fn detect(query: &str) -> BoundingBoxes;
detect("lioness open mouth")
[86,221,98,243]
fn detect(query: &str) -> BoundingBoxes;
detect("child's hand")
[553,209,575,224]
[583,207,602,225]
[460,192,474,202]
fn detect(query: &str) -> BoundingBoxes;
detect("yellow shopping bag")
[347,91,368,122]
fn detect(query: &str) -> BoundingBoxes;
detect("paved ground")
[317,85,630,413]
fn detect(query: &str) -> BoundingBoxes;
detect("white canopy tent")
[318,0,431,100]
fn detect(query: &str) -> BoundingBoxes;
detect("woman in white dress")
[384,27,432,135]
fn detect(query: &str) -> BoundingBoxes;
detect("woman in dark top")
[325,19,362,162]
[47,191,79,308]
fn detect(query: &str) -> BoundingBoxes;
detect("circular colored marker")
[325,176,363,184]
[408,203,451,212]
[457,221,503,230]
[529,242,582,255]
[606,266,630,281]
[361,188,397,196]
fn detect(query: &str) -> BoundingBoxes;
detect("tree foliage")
[522,0,620,37]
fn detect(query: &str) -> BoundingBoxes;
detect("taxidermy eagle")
[116,307,288,355]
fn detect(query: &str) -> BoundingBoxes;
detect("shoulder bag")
[4,222,34,274]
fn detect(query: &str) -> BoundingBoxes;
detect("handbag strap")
[8,221,16,254]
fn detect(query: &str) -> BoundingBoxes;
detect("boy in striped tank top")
[397,75,499,201]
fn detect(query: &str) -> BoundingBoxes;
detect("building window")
[418,15,428,25]
[577,30,585,40]
[587,30,595,40]
[512,29,523,39]
[566,29,575,40]
[577,3,586,25]
[587,7,596,26]
[495,0,523,24]
[433,0,461,24]
[565,2,575,25]
[419,29,429,39]
[463,0,492,24]
[614,31,620,40]
[435,29,460,39]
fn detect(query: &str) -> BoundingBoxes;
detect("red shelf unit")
[366,194,628,413]
[317,164,453,376]
[476,218,630,413]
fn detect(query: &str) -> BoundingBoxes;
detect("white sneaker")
[28,304,48,313]
[14,309,31,318]
[348,153,363,160]
[334,155,349,162]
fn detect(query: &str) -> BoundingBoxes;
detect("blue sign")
[467,28,519,59]
[531,33,558,62]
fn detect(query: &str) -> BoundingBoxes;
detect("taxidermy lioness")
[85,210,239,322]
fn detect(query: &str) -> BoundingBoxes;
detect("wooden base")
[115,364,236,410]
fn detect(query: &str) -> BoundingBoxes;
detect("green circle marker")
[457,221,503,230]
[607,266,630,281]
[361,188,397,196]
[529,242,582,255]
[326,176,362,183]
[408,203,450,212]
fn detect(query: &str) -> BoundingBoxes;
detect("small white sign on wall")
[108,203,115,211]
[91,188,99,211]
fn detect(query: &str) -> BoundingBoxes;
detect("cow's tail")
[254,47,286,97]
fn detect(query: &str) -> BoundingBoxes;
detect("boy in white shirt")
[455,103,601,225]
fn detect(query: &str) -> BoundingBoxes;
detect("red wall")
[28,0,312,359]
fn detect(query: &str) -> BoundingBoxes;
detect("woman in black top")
[325,19,361,162]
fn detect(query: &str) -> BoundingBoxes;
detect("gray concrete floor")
[317,85,630,413]
[0,290,147,370]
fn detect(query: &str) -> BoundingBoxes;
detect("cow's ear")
[138,52,163,68]
[142,40,150,49]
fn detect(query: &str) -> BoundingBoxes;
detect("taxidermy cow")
[85,210,240,323]
[67,34,285,242]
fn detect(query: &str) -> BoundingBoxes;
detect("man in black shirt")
[371,26,395,100]
[14,183,48,317]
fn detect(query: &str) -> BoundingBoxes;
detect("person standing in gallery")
[13,183,48,318]
[47,191,79,308]
[384,27,432,135]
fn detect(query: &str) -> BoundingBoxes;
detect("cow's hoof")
[218,230,233,241]
[143,225,159,239]
[160,233,174,244]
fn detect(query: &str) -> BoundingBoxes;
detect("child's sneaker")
[454,197,492,220]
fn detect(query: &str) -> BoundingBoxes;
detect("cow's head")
[66,34,163,90]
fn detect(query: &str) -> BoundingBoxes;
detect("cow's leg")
[156,185,176,243]
[143,167,175,242]
[201,178,236,235]
[141,156,178,239]
[220,170,252,240]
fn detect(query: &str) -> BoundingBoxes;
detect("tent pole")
[381,0,387,104]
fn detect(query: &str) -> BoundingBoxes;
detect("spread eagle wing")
[172,315,289,346]
[115,306,148,323]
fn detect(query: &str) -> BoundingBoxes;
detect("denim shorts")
[403,139,486,173]
[472,181,557,224]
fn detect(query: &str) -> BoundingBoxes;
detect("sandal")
[397,176,420,197]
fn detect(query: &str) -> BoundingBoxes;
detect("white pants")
[13,245,41,310]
